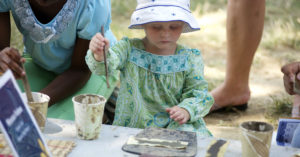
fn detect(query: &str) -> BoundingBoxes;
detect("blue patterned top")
[0,0,116,74]
[129,48,189,74]
[85,37,214,137]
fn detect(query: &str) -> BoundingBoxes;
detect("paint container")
[73,94,106,140]
[23,92,50,132]
[240,121,273,157]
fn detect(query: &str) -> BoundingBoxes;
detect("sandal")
[209,103,248,113]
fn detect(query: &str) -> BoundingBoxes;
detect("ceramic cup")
[240,121,274,157]
[23,92,50,132]
[73,94,106,140]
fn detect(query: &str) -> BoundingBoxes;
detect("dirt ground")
[175,7,300,140]
[202,46,296,140]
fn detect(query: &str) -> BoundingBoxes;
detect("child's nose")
[161,29,170,37]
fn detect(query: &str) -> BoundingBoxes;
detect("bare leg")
[292,95,300,117]
[210,0,265,111]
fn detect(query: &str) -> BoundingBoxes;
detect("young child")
[86,0,214,137]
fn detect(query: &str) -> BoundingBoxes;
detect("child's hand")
[89,32,110,62]
[166,106,190,125]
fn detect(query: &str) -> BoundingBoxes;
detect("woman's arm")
[40,38,91,106]
[0,12,10,49]
[0,12,25,78]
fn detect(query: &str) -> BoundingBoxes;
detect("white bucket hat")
[129,0,200,33]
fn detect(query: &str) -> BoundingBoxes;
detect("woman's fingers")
[1,52,12,65]
[281,62,300,95]
[7,47,22,64]
[283,75,295,95]
[10,61,25,78]
[0,62,9,73]
[0,47,24,78]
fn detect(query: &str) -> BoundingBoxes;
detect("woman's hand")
[166,106,190,125]
[89,33,110,62]
[281,62,300,95]
[0,47,25,79]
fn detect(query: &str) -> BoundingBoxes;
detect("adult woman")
[0,0,118,120]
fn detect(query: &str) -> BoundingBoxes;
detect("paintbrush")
[101,26,110,88]
[21,64,34,102]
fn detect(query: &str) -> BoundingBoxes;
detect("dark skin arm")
[0,12,25,78]
[29,0,91,106]
[0,12,91,106]
[0,12,10,48]
[40,38,91,106]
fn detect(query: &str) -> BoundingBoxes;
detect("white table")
[44,118,300,157]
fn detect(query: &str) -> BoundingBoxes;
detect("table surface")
[43,118,300,157]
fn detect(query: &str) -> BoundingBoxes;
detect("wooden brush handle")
[101,26,110,88]
[21,64,34,102]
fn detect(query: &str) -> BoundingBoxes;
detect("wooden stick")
[101,26,110,88]
[21,64,34,102]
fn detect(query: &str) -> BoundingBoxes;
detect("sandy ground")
[202,39,296,140]
[175,8,300,140]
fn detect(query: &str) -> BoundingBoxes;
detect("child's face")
[143,21,184,50]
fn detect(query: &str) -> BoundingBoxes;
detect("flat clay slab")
[122,127,197,157]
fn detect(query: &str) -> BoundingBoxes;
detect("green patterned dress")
[85,37,214,137]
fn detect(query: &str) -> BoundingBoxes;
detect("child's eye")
[170,26,179,30]
[170,25,180,30]
[152,25,162,30]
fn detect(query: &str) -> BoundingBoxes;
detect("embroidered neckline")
[131,37,184,56]
[13,0,78,43]
[129,47,189,74]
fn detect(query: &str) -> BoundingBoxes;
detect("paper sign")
[276,118,300,146]
[0,70,51,157]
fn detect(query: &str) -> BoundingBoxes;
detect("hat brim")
[129,5,200,33]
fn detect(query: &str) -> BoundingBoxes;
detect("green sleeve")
[177,49,214,122]
[85,37,131,75]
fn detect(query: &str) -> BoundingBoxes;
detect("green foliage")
[111,0,136,19]
[263,0,300,50]
[10,14,23,52]
[265,94,293,125]
[190,0,227,14]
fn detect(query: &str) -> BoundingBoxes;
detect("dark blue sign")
[0,70,51,157]
[276,118,300,146]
